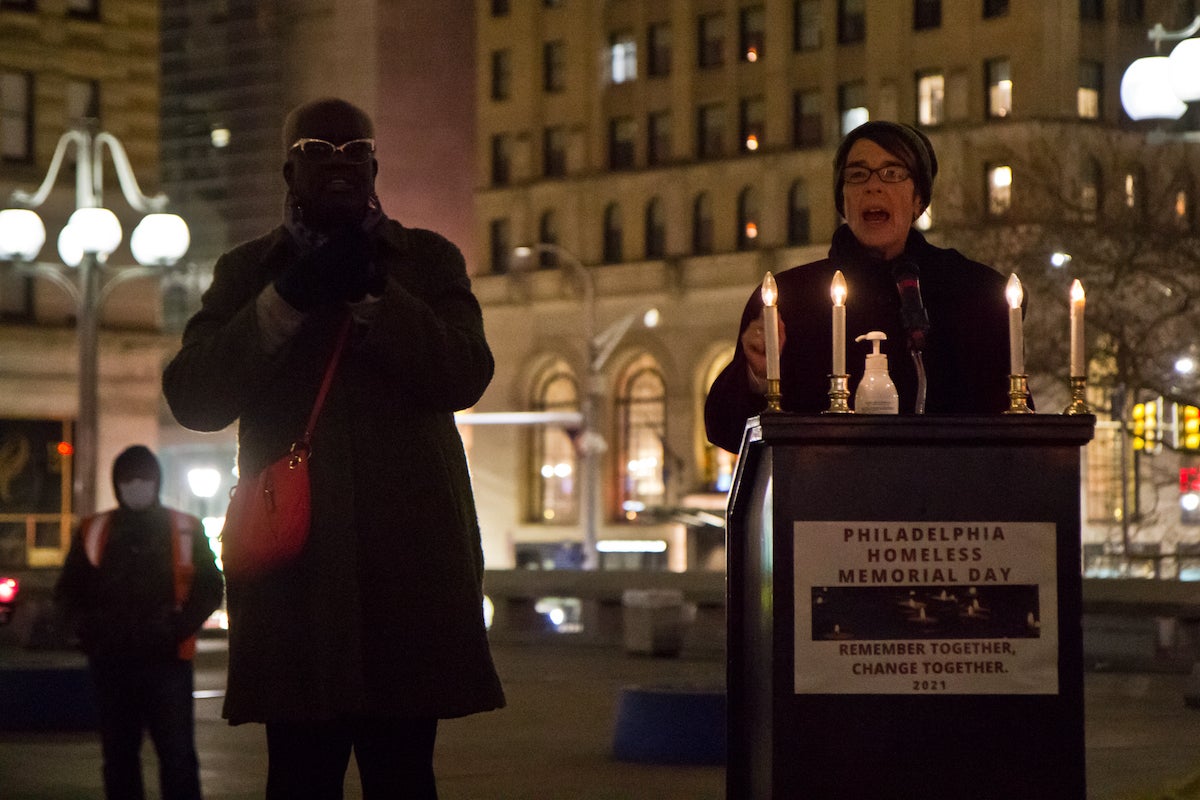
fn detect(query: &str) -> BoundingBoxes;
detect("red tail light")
[0,577,17,604]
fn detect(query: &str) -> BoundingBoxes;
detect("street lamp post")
[510,243,660,570]
[0,124,190,517]
[1120,15,1200,121]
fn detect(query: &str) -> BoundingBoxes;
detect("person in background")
[704,120,1021,453]
[55,444,224,800]
[161,97,504,799]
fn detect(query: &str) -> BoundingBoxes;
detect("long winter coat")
[162,219,505,724]
[705,225,1018,453]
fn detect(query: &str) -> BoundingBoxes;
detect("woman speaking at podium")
[704,121,1018,454]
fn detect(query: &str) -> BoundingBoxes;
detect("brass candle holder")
[1005,374,1033,414]
[825,374,852,414]
[765,378,782,412]
[1063,376,1092,415]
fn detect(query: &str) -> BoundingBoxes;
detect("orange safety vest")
[81,509,200,661]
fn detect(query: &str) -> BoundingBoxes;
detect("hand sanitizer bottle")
[854,331,899,414]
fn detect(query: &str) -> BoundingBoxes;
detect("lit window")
[530,362,580,524]
[917,72,945,126]
[1085,423,1123,524]
[740,6,765,62]
[738,187,760,250]
[701,349,737,489]
[609,32,637,84]
[839,82,868,136]
[617,355,667,521]
[1176,189,1191,229]
[987,164,1012,217]
[986,59,1012,118]
[740,96,764,153]
[1078,61,1102,119]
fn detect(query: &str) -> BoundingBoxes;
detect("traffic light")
[1132,400,1163,454]
[1181,404,1200,451]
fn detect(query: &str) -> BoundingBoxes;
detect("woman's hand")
[741,310,786,393]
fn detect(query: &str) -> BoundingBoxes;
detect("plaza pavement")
[4,637,1200,799]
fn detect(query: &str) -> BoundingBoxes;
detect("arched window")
[529,360,580,523]
[787,180,811,245]
[538,210,560,268]
[603,202,623,263]
[699,348,737,492]
[693,192,714,254]
[644,197,666,259]
[737,186,760,250]
[615,353,667,520]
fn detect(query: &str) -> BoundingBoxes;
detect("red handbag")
[220,316,351,580]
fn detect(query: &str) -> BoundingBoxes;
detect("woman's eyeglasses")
[842,165,911,184]
[289,138,376,164]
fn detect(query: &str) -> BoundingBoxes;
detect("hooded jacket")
[162,219,505,724]
[55,451,223,665]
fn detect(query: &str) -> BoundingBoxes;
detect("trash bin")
[622,589,685,657]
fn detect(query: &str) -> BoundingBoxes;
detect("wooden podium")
[726,414,1095,800]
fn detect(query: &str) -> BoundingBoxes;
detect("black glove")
[275,228,373,311]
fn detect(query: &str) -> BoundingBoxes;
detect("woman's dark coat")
[162,220,505,724]
[705,226,1017,453]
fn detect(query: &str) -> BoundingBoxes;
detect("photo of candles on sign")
[793,521,1060,696]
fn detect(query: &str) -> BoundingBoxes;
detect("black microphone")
[892,261,930,352]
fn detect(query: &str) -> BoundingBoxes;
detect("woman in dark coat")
[705,121,1018,453]
[162,98,503,799]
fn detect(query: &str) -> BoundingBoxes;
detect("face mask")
[117,479,158,510]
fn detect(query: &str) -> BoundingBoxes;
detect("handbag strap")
[300,313,353,443]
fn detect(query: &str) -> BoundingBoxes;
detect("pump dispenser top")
[854,331,899,414]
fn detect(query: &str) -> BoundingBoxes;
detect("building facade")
[466,0,1200,572]
[2,0,1199,578]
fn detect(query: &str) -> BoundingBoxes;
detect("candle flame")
[1070,278,1085,304]
[1005,273,1023,309]
[831,270,847,306]
[761,271,778,307]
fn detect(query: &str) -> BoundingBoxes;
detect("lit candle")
[831,270,847,375]
[761,271,780,381]
[1006,273,1025,375]
[1070,279,1086,378]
